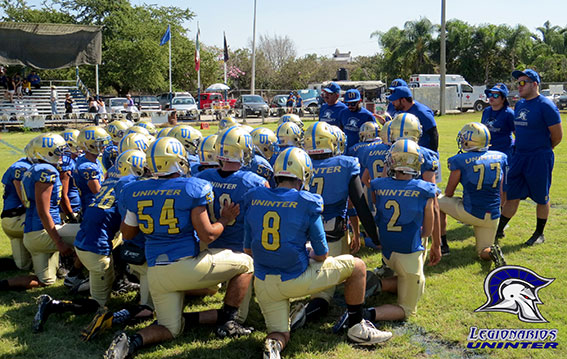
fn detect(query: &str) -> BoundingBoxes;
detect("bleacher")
[0,81,88,117]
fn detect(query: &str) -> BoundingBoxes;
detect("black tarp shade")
[0,22,102,69]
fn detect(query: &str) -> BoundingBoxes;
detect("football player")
[439,123,508,265]
[103,137,253,359]
[243,147,392,359]
[168,124,203,165]
[59,129,81,223]
[190,134,220,176]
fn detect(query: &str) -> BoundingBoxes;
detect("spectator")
[126,94,135,107]
[4,77,15,102]
[50,85,58,114]
[65,93,74,114]
[22,79,32,96]
[14,74,23,100]
[96,96,107,124]
[0,70,7,89]
[295,92,303,114]
[286,91,295,114]
[27,71,41,89]
[87,96,99,125]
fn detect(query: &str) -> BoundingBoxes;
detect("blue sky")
[17,0,567,57]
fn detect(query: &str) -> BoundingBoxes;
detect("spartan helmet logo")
[475,265,554,323]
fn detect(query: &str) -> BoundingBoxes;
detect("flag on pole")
[223,32,229,62]
[195,27,201,72]
[160,25,171,46]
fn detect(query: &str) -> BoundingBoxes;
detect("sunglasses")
[517,80,534,86]
[487,93,501,99]
[346,102,358,106]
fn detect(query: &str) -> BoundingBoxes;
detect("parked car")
[158,92,194,110]
[234,95,269,118]
[170,96,199,120]
[199,92,237,110]
[133,95,160,111]
[556,92,567,110]
[507,90,521,108]
[107,97,138,113]
[269,94,288,117]
[297,89,321,114]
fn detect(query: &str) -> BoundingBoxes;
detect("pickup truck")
[199,92,236,110]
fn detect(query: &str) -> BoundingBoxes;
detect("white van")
[409,74,477,112]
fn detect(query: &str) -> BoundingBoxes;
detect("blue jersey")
[75,175,136,255]
[361,143,390,179]
[22,163,62,233]
[120,177,213,266]
[513,95,561,154]
[243,187,326,281]
[405,101,437,150]
[319,101,348,126]
[309,155,360,221]
[2,158,31,211]
[196,169,266,251]
[339,107,376,151]
[481,106,515,155]
[243,154,274,182]
[57,154,81,213]
[419,147,439,178]
[348,140,381,159]
[372,177,436,259]
[448,150,507,220]
[386,102,398,118]
[101,145,119,171]
[73,154,104,210]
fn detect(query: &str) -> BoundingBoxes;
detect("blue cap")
[344,89,361,103]
[387,86,412,101]
[389,78,407,90]
[512,69,540,83]
[484,83,509,98]
[323,82,341,94]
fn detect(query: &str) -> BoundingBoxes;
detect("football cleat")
[389,113,422,143]
[28,133,68,165]
[525,233,545,246]
[374,264,395,279]
[489,244,507,267]
[215,320,253,339]
[441,243,451,256]
[145,137,189,176]
[103,331,130,359]
[457,122,491,152]
[289,303,307,331]
[359,121,381,143]
[304,121,337,155]
[77,126,112,154]
[112,278,140,295]
[251,127,279,160]
[386,139,424,177]
[273,147,313,189]
[365,270,382,299]
[115,150,147,177]
[347,320,392,345]
[82,309,114,342]
[169,124,203,155]
[215,126,253,165]
[263,338,282,359]
[332,310,350,334]
[276,122,304,148]
[33,294,53,333]
[69,278,90,295]
[278,113,303,129]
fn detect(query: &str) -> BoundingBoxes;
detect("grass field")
[0,113,565,359]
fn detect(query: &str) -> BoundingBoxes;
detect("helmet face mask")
[389,113,422,143]
[304,121,337,155]
[251,127,279,160]
[60,129,81,154]
[386,139,424,178]
[78,126,112,155]
[145,137,189,176]
[215,127,253,166]
[31,133,69,165]
[273,147,313,190]
[329,125,346,155]
[276,122,304,148]
[107,120,129,143]
[116,149,147,177]
[457,122,491,152]
[169,125,203,155]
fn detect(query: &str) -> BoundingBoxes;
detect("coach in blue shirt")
[387,86,439,151]
[339,89,375,151]
[319,82,347,126]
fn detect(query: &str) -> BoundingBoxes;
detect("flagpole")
[251,0,257,95]
[223,32,227,84]
[197,22,201,107]
[168,24,172,93]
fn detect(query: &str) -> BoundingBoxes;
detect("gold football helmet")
[60,129,80,153]
[273,147,313,188]
[218,116,239,131]
[386,139,424,177]
[215,126,253,165]
[304,121,337,155]
[118,133,150,153]
[359,121,381,143]
[125,125,151,139]
[457,122,491,152]
[115,149,147,177]
[199,134,219,166]
[389,113,422,143]
[136,120,157,136]
[278,114,303,129]
[77,126,112,154]
[251,127,279,160]
[239,124,254,133]
[145,137,189,176]
[168,125,203,155]
[380,120,393,145]
[276,122,304,148]
[330,125,346,155]
[156,126,173,138]
[106,120,129,143]
[30,133,68,165]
